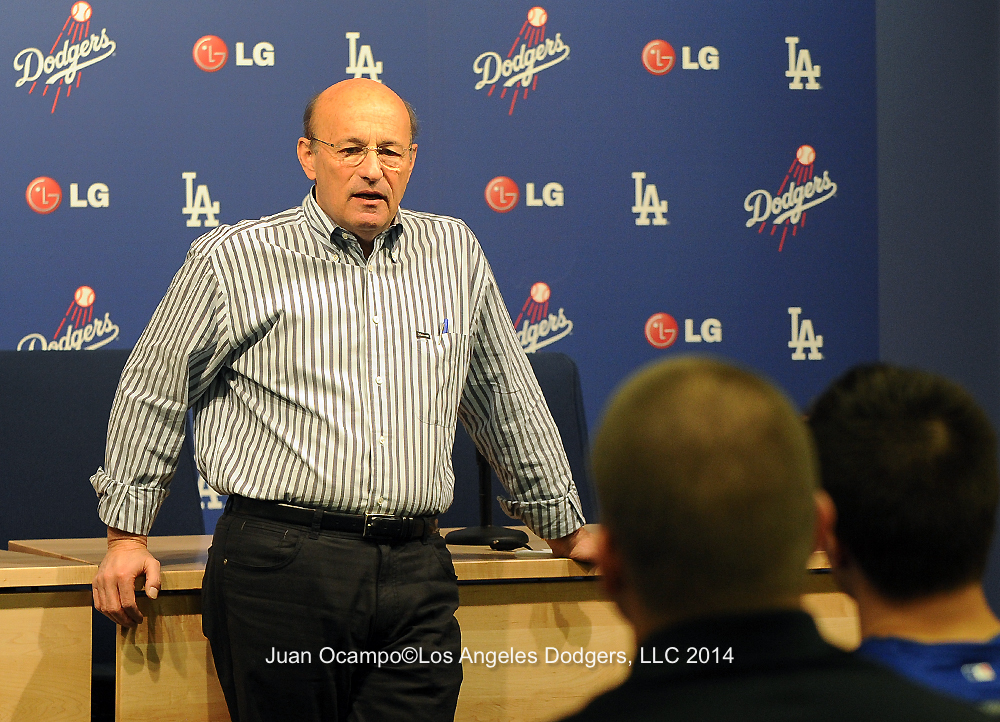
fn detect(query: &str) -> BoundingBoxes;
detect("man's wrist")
[107,526,148,549]
[545,527,582,544]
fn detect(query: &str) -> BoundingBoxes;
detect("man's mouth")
[353,191,386,202]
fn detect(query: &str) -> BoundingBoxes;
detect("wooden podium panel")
[7,534,855,722]
[117,594,230,722]
[0,551,95,722]
[455,581,632,722]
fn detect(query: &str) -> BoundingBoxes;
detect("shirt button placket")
[369,260,388,506]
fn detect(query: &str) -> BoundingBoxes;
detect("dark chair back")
[0,350,204,546]
[440,351,597,530]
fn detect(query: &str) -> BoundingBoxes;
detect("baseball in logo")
[12,2,117,113]
[71,2,92,21]
[744,144,838,251]
[17,285,120,351]
[642,40,675,75]
[193,35,228,72]
[513,282,574,353]
[645,313,679,349]
[485,176,519,213]
[26,177,62,214]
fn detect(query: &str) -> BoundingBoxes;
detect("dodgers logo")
[18,286,120,351]
[473,6,570,115]
[513,282,573,353]
[744,145,837,251]
[12,2,117,113]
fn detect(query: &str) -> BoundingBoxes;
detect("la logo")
[631,172,669,226]
[788,307,823,360]
[785,37,821,90]
[182,172,220,228]
[346,32,383,83]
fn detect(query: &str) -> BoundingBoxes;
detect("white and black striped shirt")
[92,191,584,539]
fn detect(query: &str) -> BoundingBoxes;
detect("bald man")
[91,79,592,722]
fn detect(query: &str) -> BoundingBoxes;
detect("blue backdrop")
[2,1,877,525]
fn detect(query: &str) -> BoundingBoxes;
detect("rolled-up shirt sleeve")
[91,247,231,535]
[458,251,585,540]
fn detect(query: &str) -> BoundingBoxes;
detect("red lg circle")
[193,35,228,72]
[25,177,62,214]
[485,176,519,213]
[642,40,675,76]
[645,313,678,349]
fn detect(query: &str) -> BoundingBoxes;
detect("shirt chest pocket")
[415,333,472,427]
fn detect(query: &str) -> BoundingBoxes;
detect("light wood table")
[9,535,857,722]
[0,550,96,722]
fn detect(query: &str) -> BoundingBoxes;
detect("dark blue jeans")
[202,510,463,722]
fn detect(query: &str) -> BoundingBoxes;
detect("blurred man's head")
[808,364,999,602]
[592,357,821,633]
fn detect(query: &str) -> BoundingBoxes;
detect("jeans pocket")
[222,518,304,571]
[427,534,459,582]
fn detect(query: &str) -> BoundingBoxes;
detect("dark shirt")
[860,634,1000,712]
[559,610,990,721]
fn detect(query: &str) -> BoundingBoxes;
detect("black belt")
[227,496,436,542]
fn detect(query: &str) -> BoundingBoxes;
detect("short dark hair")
[592,357,818,618]
[301,92,420,143]
[808,364,999,601]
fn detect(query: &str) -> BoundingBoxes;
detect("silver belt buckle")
[363,513,398,538]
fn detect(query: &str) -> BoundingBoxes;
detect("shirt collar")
[302,187,403,262]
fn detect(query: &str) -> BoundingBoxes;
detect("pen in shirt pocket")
[415,318,451,339]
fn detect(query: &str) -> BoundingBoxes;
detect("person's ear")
[814,490,842,567]
[596,526,625,600]
[297,137,317,180]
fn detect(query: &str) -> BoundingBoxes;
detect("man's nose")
[357,148,384,180]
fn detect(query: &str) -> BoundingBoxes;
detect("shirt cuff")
[91,467,170,536]
[499,487,586,540]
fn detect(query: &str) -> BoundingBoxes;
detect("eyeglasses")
[310,137,414,171]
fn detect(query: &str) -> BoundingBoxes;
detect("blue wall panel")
[1,2,877,524]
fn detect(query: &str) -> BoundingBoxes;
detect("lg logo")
[645,313,722,349]
[484,176,564,213]
[642,39,719,75]
[25,177,109,214]
[192,35,275,72]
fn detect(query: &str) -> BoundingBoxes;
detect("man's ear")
[596,526,625,600]
[297,137,317,180]
[814,489,842,567]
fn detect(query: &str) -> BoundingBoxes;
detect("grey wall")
[876,0,1000,606]
[878,1,1000,417]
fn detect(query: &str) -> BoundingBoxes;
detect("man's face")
[297,82,417,242]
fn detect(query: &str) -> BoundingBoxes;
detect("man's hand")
[92,527,161,628]
[546,526,598,564]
